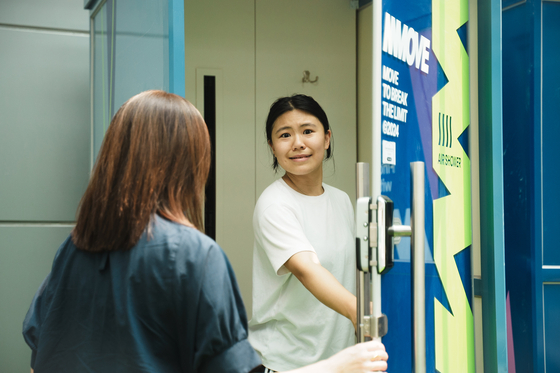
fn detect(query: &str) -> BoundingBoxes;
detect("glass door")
[89,0,184,162]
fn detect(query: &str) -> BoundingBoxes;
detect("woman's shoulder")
[253,181,307,229]
[323,183,351,201]
[152,214,209,239]
[258,178,286,196]
[141,216,220,264]
[255,179,294,208]
[322,184,354,216]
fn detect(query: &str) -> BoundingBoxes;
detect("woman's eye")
[279,133,290,138]
[303,129,313,135]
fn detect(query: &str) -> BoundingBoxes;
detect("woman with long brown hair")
[22,90,387,373]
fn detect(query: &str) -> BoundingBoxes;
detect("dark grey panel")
[0,29,90,221]
[0,225,73,372]
[0,0,89,31]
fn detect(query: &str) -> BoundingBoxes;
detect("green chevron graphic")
[431,0,474,371]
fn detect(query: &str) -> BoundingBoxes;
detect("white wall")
[185,0,357,316]
[255,0,357,200]
[185,0,257,316]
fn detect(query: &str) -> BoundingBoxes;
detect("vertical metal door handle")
[355,162,370,343]
[411,162,426,373]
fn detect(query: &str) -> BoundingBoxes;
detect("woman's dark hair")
[72,90,211,252]
[265,94,333,171]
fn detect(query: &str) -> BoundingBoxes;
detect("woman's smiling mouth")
[290,154,312,161]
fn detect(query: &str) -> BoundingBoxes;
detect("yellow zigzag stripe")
[431,0,474,371]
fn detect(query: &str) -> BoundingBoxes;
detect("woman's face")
[268,109,331,178]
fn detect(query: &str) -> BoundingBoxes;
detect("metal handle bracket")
[363,314,388,338]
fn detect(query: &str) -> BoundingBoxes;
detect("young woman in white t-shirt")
[249,95,385,372]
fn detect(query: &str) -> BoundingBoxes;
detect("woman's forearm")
[284,252,356,327]
[299,263,356,326]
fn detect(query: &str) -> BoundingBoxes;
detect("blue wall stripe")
[169,0,185,97]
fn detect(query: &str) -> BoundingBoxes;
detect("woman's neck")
[282,171,324,196]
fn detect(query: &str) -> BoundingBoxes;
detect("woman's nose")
[292,134,305,149]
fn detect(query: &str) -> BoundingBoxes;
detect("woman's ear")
[268,140,276,156]
[324,129,332,150]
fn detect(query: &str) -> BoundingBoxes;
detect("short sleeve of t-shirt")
[191,245,261,373]
[255,203,315,276]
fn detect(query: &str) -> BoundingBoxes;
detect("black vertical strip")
[449,116,452,148]
[203,76,216,240]
[438,113,442,145]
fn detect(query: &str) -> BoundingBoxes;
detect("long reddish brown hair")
[72,90,211,252]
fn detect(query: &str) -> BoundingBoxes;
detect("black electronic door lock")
[356,195,411,275]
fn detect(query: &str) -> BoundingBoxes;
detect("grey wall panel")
[0,29,90,221]
[0,0,89,31]
[0,225,73,372]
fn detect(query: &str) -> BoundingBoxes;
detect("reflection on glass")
[92,0,169,161]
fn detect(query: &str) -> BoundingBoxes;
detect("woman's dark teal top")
[23,215,261,373]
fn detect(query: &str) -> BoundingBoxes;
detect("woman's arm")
[284,251,357,329]
[281,340,388,373]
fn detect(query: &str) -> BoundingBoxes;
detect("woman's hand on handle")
[327,340,388,373]
[280,340,388,373]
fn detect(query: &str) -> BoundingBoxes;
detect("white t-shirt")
[248,178,356,371]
